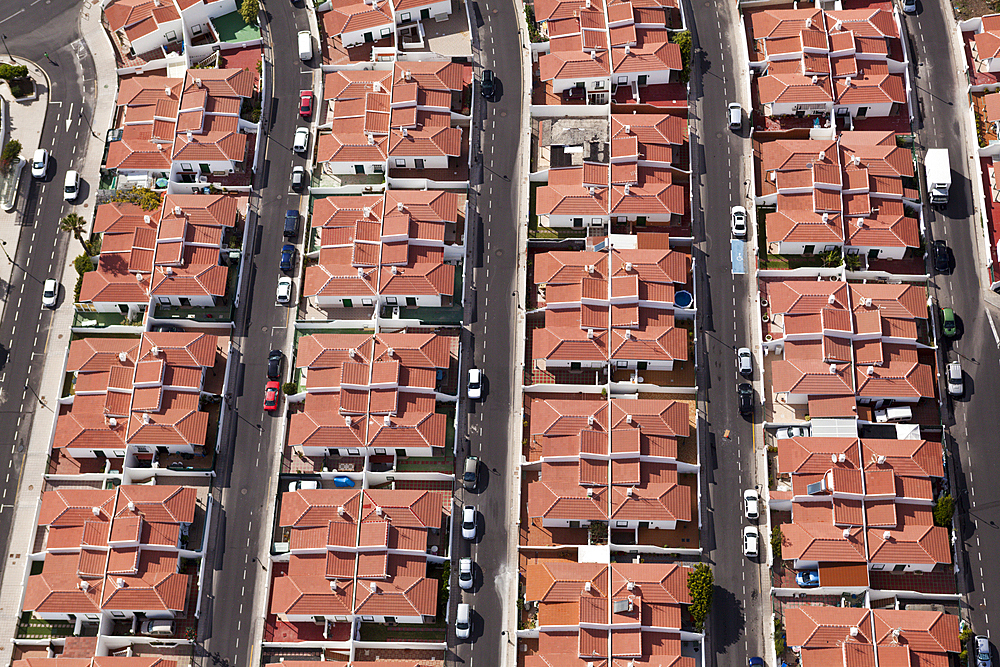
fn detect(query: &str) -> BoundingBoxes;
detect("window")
[348,449,360,456]
[870,563,885,570]
[617,76,628,84]
[618,216,627,223]
[591,218,602,226]
[375,448,386,454]
[617,361,628,368]
[363,298,374,306]
[165,30,177,41]
[572,218,583,228]
[386,297,398,304]
[381,28,391,37]
[335,616,348,622]
[373,164,384,173]
[616,521,628,527]
[395,158,406,167]
[191,24,203,35]
[595,80,606,90]
[134,446,149,453]
[180,163,193,172]
[362,616,375,622]
[401,11,411,20]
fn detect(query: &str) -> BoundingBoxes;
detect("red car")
[299,90,313,118]
[264,380,280,411]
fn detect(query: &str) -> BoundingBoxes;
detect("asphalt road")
[0,0,96,582]
[687,0,765,664]
[448,0,523,664]
[906,1,1000,645]
[197,2,312,664]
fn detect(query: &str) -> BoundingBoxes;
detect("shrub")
[686,563,713,631]
[0,64,28,81]
[282,381,297,395]
[73,253,95,302]
[525,3,544,42]
[775,618,786,655]
[588,521,608,545]
[109,187,162,211]
[240,0,260,25]
[933,494,954,528]
[771,526,783,562]
[671,31,692,84]
[1,139,20,172]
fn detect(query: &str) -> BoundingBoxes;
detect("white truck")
[924,148,951,208]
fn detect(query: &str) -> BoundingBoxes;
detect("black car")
[284,209,299,238]
[932,240,950,273]
[291,166,306,192]
[280,244,295,272]
[152,325,180,332]
[481,69,495,98]
[267,350,284,381]
[737,382,754,416]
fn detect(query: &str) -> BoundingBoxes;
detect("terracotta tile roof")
[539,49,611,82]
[323,0,393,37]
[115,486,196,524]
[387,122,462,159]
[768,280,850,314]
[781,516,866,562]
[778,437,860,475]
[861,439,943,478]
[785,606,872,648]
[67,338,140,373]
[393,62,468,92]
[139,332,217,367]
[758,71,833,105]
[772,359,854,396]
[866,504,950,565]
[871,609,960,653]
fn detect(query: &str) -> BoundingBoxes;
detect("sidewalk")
[0,4,119,657]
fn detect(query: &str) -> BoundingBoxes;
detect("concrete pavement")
[0,1,119,654]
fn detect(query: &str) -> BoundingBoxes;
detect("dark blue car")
[280,244,295,272]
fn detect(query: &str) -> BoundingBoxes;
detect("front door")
[868,249,879,259]
[355,165,365,174]
[199,164,211,174]
[420,8,430,18]
[343,298,353,308]
[406,297,417,306]
[415,159,425,169]
[638,75,647,86]
[804,245,815,255]
[364,32,374,42]
[857,107,868,118]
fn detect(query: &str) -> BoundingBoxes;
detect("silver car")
[731,205,748,238]
[41,279,58,308]
[743,489,759,520]
[743,525,759,558]
[461,505,477,540]
[293,127,310,153]
[947,361,963,397]
[458,556,474,590]
[737,347,752,376]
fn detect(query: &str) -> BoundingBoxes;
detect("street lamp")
[79,108,99,140]
[0,240,11,264]
[0,35,13,64]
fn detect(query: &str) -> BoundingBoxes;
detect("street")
[687,0,766,664]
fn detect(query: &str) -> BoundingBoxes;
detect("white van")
[874,406,912,423]
[455,603,471,640]
[298,31,313,61]
[63,170,80,202]
[140,619,174,636]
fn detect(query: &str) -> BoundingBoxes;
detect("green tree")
[686,563,714,631]
[671,31,692,84]
[933,494,955,528]
[239,0,260,25]
[771,526,784,562]
[0,138,20,172]
[0,64,28,81]
[59,213,90,254]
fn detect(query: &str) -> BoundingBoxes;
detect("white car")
[63,170,80,202]
[458,556,474,590]
[728,102,742,129]
[31,148,48,179]
[276,276,293,303]
[737,347,752,376]
[776,426,807,439]
[743,525,759,558]
[461,504,477,540]
[901,0,916,12]
[743,489,759,520]
[467,367,482,400]
[731,205,748,238]
[946,361,963,397]
[293,127,310,153]
[455,602,471,640]
[288,480,320,492]
[41,279,58,308]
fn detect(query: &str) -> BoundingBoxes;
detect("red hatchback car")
[264,380,280,411]
[299,90,312,118]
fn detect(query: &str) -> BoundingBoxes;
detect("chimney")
[843,528,851,538]
[625,262,633,272]
[391,265,399,275]
[195,77,202,87]
[850,626,860,637]
[589,186,596,196]
[856,218,865,228]
[163,86,170,96]
[79,581,91,592]
[828,294,836,305]
[116,578,126,589]
[626,486,634,496]
[128,501,136,512]
[590,50,597,59]
[384,415,391,427]
[626,581,635,591]
[367,133,375,145]
[108,417,118,428]
[174,206,183,216]
[587,328,594,339]
[330,580,339,592]
[119,351,128,363]
[357,267,365,277]
[165,266,174,275]
[624,184,631,195]
[588,415,595,426]
[586,264,595,274]
[404,70,412,81]
[143,413,151,424]
[812,75,819,84]
[92,507,102,517]
[387,347,395,357]
[186,131,193,143]
[876,455,886,465]
[818,150,826,161]
[584,581,592,592]
[397,201,405,213]
[375,506,384,516]
[805,16,812,27]
[864,297,873,307]
[586,488,594,497]
[838,453,846,463]
[151,346,161,356]
[349,348,358,359]
[136,273,144,283]
[624,45,630,55]
[401,127,408,137]
[144,215,152,225]
[363,206,372,218]
[337,506,346,516]
[829,364,837,374]
[626,414,633,425]
[624,124,630,134]
[882,531,892,540]
[866,366,875,376]
[845,76,852,87]
[822,212,829,223]
[345,416,352,427]
[834,19,843,30]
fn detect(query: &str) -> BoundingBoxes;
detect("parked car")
[291,166,306,192]
[737,347,752,376]
[267,349,284,380]
[140,620,174,636]
[743,489,759,520]
[932,239,950,273]
[467,367,482,400]
[264,380,280,411]
[737,382,754,415]
[728,102,742,130]
[731,205,748,238]
[152,324,180,332]
[901,0,917,13]
[455,602,472,640]
[941,307,957,337]
[461,505,477,540]
[276,276,293,303]
[748,659,764,667]
[280,244,295,272]
[63,169,80,201]
[947,360,963,397]
[463,455,480,491]
[288,480,320,492]
[795,570,820,587]
[293,127,309,153]
[874,406,913,423]
[458,556,474,590]
[777,426,807,439]
[41,279,58,308]
[976,635,992,667]
[31,148,48,179]
[284,209,299,238]
[481,69,496,98]
[299,90,313,118]
[742,525,759,558]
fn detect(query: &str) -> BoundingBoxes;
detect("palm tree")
[59,213,90,254]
